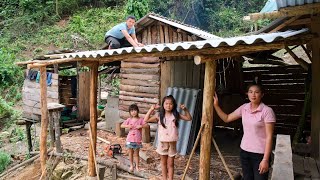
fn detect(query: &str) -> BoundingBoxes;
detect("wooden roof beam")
[285,46,309,70]
[244,3,320,22]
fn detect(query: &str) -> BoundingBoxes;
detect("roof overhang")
[16,29,313,68]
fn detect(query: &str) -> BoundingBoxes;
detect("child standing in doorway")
[144,95,192,180]
[121,104,147,172]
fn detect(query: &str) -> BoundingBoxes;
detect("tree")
[125,0,149,19]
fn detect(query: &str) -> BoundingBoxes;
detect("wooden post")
[39,66,48,176]
[49,112,55,148]
[199,60,216,180]
[54,111,62,153]
[88,62,98,177]
[311,15,320,159]
[26,121,33,152]
[142,124,150,143]
[116,121,125,137]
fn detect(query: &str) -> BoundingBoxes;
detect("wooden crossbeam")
[270,16,301,33]
[244,3,320,21]
[285,46,309,70]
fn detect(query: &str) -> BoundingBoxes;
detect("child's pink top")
[157,113,179,142]
[234,103,276,154]
[122,117,145,143]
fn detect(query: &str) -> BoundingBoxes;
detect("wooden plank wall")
[78,72,90,121]
[22,73,59,121]
[59,76,77,108]
[243,65,308,136]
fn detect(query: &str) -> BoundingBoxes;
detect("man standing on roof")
[104,15,144,49]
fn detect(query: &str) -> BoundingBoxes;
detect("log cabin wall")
[118,22,206,121]
[22,72,59,121]
[59,75,77,109]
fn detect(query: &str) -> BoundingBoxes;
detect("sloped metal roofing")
[261,0,319,13]
[136,13,220,40]
[154,87,201,156]
[61,28,308,59]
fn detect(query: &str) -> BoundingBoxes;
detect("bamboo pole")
[182,124,204,180]
[212,138,234,180]
[199,60,216,180]
[88,62,98,177]
[39,66,48,176]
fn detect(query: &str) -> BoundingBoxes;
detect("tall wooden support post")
[39,66,48,176]
[88,63,98,177]
[311,15,320,159]
[199,60,216,180]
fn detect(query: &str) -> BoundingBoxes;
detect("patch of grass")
[0,151,11,174]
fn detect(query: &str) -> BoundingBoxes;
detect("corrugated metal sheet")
[136,13,220,40]
[61,28,308,59]
[154,87,202,156]
[261,0,320,13]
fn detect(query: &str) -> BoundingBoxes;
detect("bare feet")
[129,166,134,172]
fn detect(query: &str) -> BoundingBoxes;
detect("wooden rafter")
[285,46,309,70]
[301,44,312,62]
[244,3,320,21]
[270,16,301,33]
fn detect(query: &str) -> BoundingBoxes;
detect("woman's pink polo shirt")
[234,102,276,154]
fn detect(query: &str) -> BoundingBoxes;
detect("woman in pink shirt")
[144,95,192,180]
[213,83,276,180]
[121,104,148,172]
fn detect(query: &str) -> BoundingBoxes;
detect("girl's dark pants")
[240,149,269,180]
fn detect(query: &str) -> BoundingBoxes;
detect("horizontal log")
[123,57,160,63]
[119,105,150,114]
[119,91,158,98]
[243,65,305,73]
[119,110,145,120]
[121,62,160,68]
[119,100,154,109]
[120,74,160,81]
[120,68,160,75]
[119,95,159,104]
[120,79,159,87]
[120,84,159,94]
[243,73,307,81]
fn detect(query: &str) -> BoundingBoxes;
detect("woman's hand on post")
[213,92,219,107]
[180,104,187,111]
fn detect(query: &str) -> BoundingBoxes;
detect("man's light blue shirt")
[105,22,135,39]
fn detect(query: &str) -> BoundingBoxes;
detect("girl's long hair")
[159,95,180,128]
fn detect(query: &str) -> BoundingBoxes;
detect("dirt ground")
[2,127,242,180]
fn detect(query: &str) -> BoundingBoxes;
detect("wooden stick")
[212,138,234,180]
[182,124,204,180]
[49,152,150,178]
[0,154,40,179]
[118,173,147,180]
[285,46,309,71]
[89,125,100,180]
[97,136,111,144]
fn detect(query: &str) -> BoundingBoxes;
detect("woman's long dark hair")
[159,95,180,128]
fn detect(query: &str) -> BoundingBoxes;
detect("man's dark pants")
[105,36,132,49]
[240,149,269,180]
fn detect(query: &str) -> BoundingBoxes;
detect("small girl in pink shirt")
[121,104,147,172]
[213,83,276,180]
[144,95,192,180]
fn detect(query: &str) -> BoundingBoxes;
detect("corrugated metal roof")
[136,13,220,40]
[61,28,308,59]
[261,0,319,13]
[154,87,201,156]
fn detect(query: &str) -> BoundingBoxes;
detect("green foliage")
[9,127,25,143]
[0,151,11,174]
[125,0,149,19]
[110,77,120,96]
